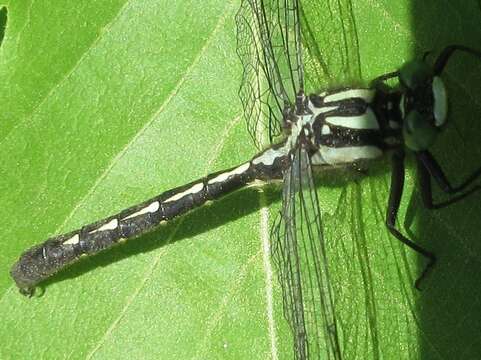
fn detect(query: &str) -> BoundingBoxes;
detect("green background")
[0,0,480,359]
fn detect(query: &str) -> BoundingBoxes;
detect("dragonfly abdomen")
[11,146,289,295]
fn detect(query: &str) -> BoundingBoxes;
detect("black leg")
[417,151,481,209]
[370,70,400,88]
[386,149,436,289]
[434,45,481,75]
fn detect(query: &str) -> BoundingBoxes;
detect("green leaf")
[0,0,284,358]
[1,0,480,359]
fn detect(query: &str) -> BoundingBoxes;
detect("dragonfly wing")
[300,0,362,91]
[236,0,303,149]
[271,146,341,360]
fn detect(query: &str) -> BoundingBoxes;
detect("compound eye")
[432,76,448,127]
[399,60,432,89]
[403,110,438,151]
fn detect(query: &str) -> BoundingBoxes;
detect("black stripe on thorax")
[319,126,387,149]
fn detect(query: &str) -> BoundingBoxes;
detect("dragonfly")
[10,0,481,359]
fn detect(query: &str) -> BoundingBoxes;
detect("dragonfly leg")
[369,70,400,88]
[386,149,436,289]
[416,150,481,209]
[434,45,481,75]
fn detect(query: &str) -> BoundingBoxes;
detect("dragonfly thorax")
[283,93,317,151]
[286,88,403,166]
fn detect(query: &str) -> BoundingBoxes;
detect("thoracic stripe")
[309,105,338,117]
[325,108,379,130]
[323,88,375,103]
[312,145,383,165]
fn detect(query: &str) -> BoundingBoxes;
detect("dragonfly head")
[399,59,447,152]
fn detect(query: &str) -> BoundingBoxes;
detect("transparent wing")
[259,1,423,359]
[300,1,362,91]
[271,146,341,360]
[299,3,418,357]
[236,0,303,149]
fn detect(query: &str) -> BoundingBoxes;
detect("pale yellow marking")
[123,201,160,220]
[252,147,289,166]
[63,234,80,245]
[89,219,119,234]
[309,104,338,118]
[164,183,204,203]
[320,145,383,165]
[207,163,250,184]
[324,88,375,103]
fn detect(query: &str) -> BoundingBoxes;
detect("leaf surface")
[1,0,480,359]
